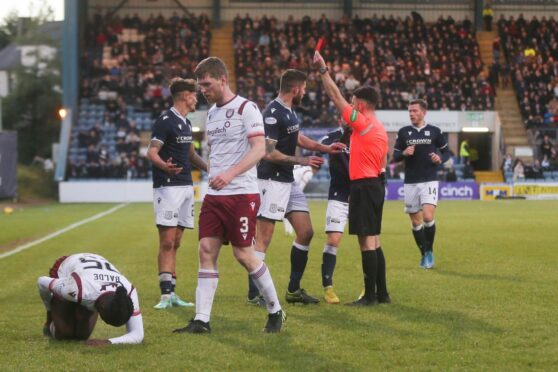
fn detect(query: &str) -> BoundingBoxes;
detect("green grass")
[1,200,557,371]
[16,165,58,201]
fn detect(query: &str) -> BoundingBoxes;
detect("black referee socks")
[361,250,378,300]
[375,248,388,297]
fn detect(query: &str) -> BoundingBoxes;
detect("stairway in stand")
[474,170,504,183]
[477,31,531,161]
[209,22,236,92]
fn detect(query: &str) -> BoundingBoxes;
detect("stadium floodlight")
[462,127,489,132]
[58,108,67,119]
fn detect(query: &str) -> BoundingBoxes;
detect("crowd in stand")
[498,14,558,126]
[71,11,558,182]
[68,11,211,179]
[82,11,211,113]
[68,118,150,179]
[233,13,493,127]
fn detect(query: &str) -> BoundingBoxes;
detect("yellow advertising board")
[480,184,512,201]
[512,183,558,199]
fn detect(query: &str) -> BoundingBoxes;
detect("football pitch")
[1,200,557,371]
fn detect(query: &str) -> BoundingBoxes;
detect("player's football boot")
[377,293,392,304]
[263,309,286,333]
[285,288,320,304]
[153,295,173,309]
[43,323,53,338]
[323,286,340,304]
[173,319,211,334]
[246,294,266,307]
[346,296,379,307]
[171,293,194,307]
[424,251,435,269]
[419,255,427,268]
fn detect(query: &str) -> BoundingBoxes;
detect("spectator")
[502,153,513,172]
[483,4,494,31]
[513,159,525,181]
[540,135,554,160]
[460,139,470,165]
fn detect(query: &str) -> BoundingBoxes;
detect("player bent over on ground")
[173,57,285,334]
[37,253,144,345]
[147,78,207,309]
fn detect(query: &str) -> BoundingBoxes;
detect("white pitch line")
[0,203,128,260]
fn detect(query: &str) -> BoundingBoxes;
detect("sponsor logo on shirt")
[176,136,192,143]
[287,124,299,134]
[406,138,432,145]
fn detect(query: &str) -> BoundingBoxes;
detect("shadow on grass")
[382,303,504,335]
[434,268,521,282]
[203,313,359,370]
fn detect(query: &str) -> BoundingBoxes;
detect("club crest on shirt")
[226,109,235,118]
[425,131,430,136]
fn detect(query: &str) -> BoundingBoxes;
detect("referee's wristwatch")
[319,66,328,75]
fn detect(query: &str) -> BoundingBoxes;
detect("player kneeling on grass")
[37,253,144,346]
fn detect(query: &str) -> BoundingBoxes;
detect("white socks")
[249,262,281,314]
[194,269,219,323]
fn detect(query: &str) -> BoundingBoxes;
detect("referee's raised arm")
[313,51,349,114]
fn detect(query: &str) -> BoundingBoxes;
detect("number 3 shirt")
[37,253,143,344]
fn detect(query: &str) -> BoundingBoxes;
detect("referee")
[314,51,390,306]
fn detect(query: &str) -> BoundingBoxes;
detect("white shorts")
[257,179,309,221]
[325,200,349,233]
[153,186,195,228]
[404,181,438,214]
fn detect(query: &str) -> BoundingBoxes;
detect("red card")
[316,38,326,52]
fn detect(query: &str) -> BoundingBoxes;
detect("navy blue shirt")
[257,99,300,183]
[393,124,449,184]
[321,128,351,203]
[150,108,193,188]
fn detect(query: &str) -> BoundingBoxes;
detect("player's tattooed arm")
[264,138,322,167]
[147,140,183,175]
[189,145,208,172]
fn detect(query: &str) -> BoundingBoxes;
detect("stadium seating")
[69,12,211,179]
[498,15,558,126]
[233,14,494,128]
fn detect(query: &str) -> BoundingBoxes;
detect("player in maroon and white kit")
[37,253,144,345]
[172,57,285,334]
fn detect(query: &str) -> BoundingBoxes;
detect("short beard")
[292,94,302,106]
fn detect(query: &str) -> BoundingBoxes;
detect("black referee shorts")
[348,177,385,236]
